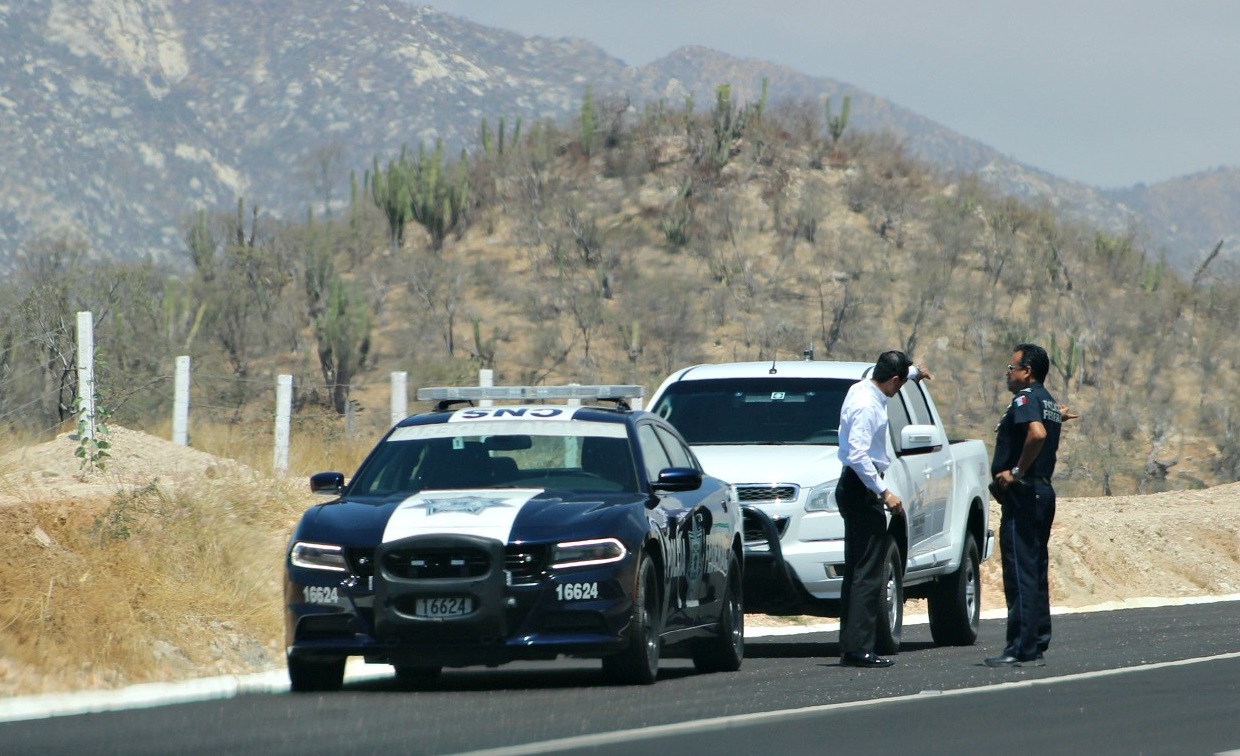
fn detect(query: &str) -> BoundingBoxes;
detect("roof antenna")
[803,341,815,361]
[769,352,778,375]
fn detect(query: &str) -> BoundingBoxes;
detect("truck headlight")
[550,538,627,568]
[804,480,839,513]
[290,541,349,572]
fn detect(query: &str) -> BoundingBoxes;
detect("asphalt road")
[3,601,1238,755]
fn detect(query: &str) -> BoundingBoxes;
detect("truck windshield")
[650,377,856,445]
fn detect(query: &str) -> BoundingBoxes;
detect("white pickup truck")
[649,359,993,652]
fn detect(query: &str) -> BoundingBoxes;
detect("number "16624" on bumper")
[555,582,599,601]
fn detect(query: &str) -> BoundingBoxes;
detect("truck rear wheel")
[875,536,904,655]
[928,533,981,645]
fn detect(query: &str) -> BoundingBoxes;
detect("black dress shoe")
[840,652,894,668]
[984,653,1044,667]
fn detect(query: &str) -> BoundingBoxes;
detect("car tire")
[602,554,661,685]
[928,533,981,646]
[874,536,904,656]
[691,552,744,673]
[288,655,346,693]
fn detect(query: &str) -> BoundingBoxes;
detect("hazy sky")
[422,1,1238,189]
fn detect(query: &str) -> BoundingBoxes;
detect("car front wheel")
[602,554,662,685]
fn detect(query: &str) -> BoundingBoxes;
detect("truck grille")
[734,484,799,503]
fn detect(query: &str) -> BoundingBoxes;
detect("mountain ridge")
[1,0,1235,272]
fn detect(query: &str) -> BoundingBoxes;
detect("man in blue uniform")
[985,343,1063,667]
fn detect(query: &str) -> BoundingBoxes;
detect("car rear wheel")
[602,554,661,685]
[691,552,744,673]
[288,655,346,693]
[928,533,981,645]
[874,536,904,655]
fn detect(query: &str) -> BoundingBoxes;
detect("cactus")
[708,84,741,170]
[623,320,641,365]
[1142,260,1163,293]
[580,85,597,158]
[480,117,493,155]
[507,117,522,154]
[826,94,851,146]
[407,141,471,250]
[368,150,412,251]
[1049,332,1081,397]
[314,275,372,415]
[472,318,499,369]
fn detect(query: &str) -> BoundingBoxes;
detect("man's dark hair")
[1014,343,1050,383]
[872,350,912,382]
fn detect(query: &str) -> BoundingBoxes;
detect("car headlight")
[290,541,349,572]
[804,480,839,513]
[550,538,627,569]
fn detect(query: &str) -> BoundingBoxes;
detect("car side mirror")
[310,471,346,494]
[650,467,703,492]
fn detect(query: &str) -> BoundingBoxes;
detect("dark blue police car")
[284,384,743,690]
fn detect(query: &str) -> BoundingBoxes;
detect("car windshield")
[348,420,640,494]
[651,377,855,445]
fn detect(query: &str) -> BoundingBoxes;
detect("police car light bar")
[416,385,645,402]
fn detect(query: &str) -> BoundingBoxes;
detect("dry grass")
[0,426,313,695]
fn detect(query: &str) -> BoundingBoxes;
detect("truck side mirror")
[898,424,945,455]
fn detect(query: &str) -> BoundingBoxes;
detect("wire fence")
[0,312,480,477]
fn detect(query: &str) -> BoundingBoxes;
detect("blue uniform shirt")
[992,382,1062,479]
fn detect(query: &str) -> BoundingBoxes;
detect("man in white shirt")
[836,350,928,668]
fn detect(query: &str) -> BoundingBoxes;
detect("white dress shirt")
[837,379,893,496]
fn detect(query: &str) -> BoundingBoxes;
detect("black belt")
[1024,476,1052,486]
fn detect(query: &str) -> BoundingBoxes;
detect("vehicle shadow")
[744,639,939,659]
[345,663,702,693]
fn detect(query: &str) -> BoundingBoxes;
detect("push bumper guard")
[741,505,813,614]
[373,533,508,644]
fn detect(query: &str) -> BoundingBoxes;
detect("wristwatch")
[1010,466,1022,480]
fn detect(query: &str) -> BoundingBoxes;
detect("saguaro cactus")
[1049,332,1081,399]
[826,94,851,146]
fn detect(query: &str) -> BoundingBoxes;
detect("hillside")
[1,426,1238,697]
[2,0,1235,272]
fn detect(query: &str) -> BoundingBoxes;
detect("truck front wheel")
[928,533,981,645]
[875,536,904,655]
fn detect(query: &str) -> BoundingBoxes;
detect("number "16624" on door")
[555,582,599,601]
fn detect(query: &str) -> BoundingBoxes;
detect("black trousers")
[837,466,888,656]
[998,478,1056,660]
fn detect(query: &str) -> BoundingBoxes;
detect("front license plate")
[414,596,473,618]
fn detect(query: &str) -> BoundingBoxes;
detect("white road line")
[451,651,1240,756]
